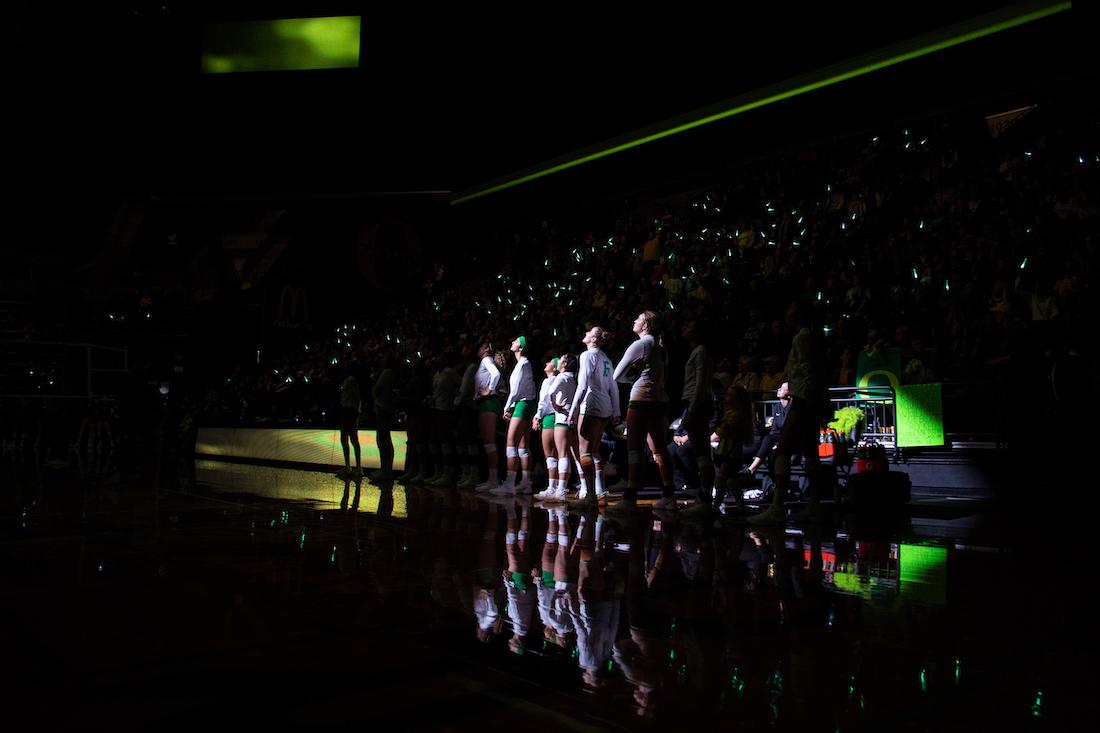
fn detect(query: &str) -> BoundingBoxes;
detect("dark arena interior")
[4,1,1099,729]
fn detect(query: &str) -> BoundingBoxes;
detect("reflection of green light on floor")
[392,487,408,518]
[900,544,947,605]
[198,429,408,471]
[361,487,381,514]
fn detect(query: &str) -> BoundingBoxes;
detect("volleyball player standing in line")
[567,327,620,510]
[473,343,505,492]
[541,352,579,503]
[533,356,560,497]
[678,318,715,501]
[494,335,537,495]
[611,311,675,513]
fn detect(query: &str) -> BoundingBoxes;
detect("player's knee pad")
[506,446,518,459]
[558,458,571,474]
[482,443,497,454]
[517,448,530,459]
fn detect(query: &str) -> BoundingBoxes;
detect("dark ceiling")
[6,0,1096,202]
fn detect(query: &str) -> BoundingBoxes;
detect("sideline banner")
[197,427,407,470]
[895,383,945,448]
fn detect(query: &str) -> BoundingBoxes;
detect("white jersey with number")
[569,348,620,421]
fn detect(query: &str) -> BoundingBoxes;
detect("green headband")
[552,357,559,370]
[518,335,527,349]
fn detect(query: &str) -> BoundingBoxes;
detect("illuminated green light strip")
[452,0,1070,205]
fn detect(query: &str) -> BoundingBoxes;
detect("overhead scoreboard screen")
[201,16,361,73]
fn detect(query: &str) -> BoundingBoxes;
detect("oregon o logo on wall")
[357,218,423,292]
[856,347,901,389]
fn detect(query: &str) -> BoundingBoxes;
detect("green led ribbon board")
[202,16,361,73]
[452,0,1071,204]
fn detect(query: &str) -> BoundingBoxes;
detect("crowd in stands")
[204,98,1097,441]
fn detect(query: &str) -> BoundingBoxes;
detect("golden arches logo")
[278,286,310,322]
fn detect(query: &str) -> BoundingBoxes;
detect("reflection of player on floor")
[503,501,536,653]
[473,503,505,643]
[535,508,576,647]
[563,511,620,688]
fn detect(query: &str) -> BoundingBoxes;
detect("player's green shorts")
[541,414,556,430]
[542,570,555,585]
[554,422,574,431]
[510,571,529,591]
[478,396,502,413]
[512,399,536,419]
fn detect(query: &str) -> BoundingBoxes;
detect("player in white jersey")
[610,311,676,513]
[567,326,621,510]
[534,349,580,501]
[473,343,506,492]
[494,335,537,495]
[533,356,560,500]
